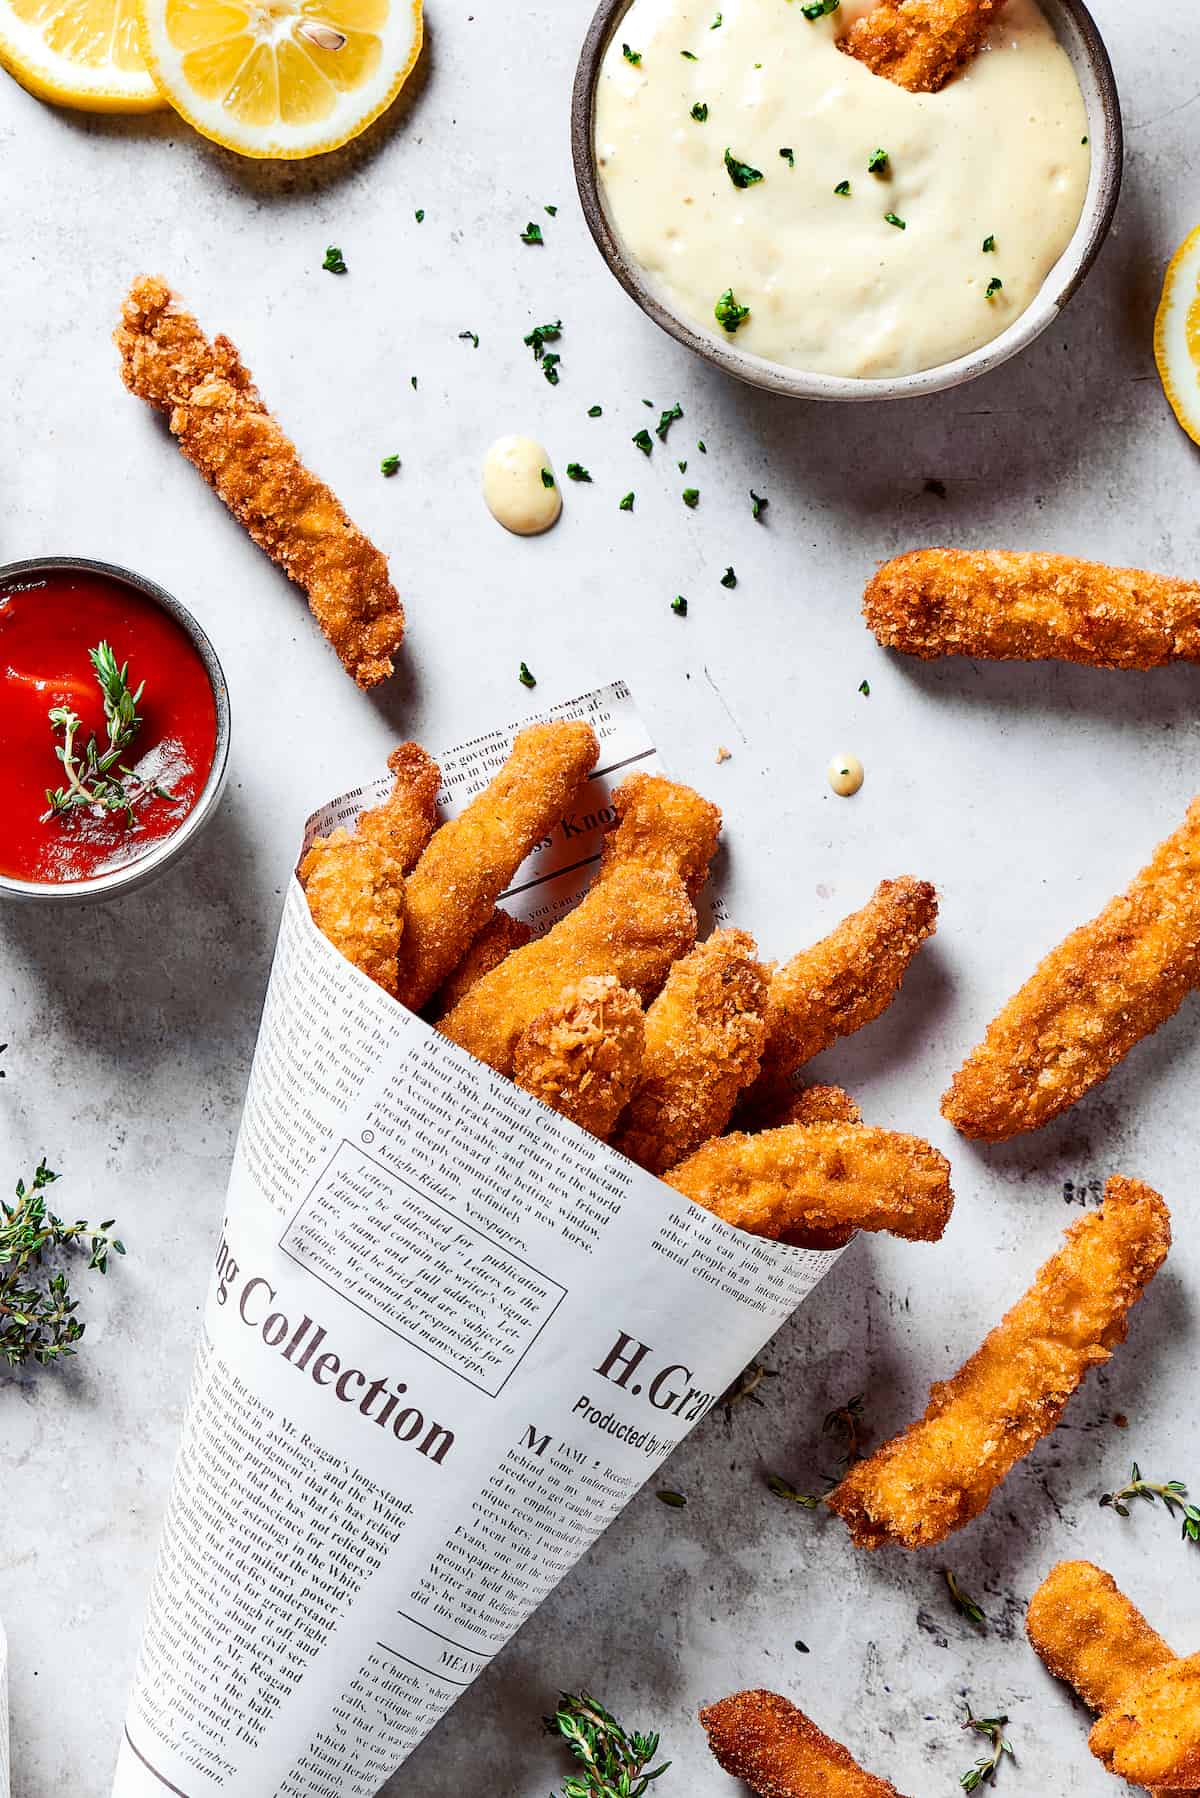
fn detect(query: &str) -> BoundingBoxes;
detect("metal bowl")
[572,0,1123,402]
[0,556,231,903]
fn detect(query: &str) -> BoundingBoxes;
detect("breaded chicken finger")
[944,798,1200,1140]
[432,909,533,1018]
[1089,1655,1200,1789]
[665,1123,953,1245]
[513,976,644,1139]
[700,1689,910,1798]
[828,1178,1171,1549]
[599,770,723,898]
[864,550,1200,669]
[739,878,938,1120]
[116,277,404,689]
[358,743,441,872]
[395,721,599,1012]
[840,0,1005,93]
[612,928,768,1175]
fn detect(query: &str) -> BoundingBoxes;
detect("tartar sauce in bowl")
[593,0,1090,380]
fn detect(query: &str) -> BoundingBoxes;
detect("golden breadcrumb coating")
[828,1178,1171,1549]
[864,550,1200,669]
[395,722,599,1012]
[1026,1561,1177,1718]
[612,928,768,1175]
[740,878,938,1119]
[599,771,722,899]
[299,834,405,995]
[840,0,1004,93]
[700,1689,909,1798]
[1089,1654,1200,1789]
[432,909,533,1018]
[357,742,441,873]
[665,1122,953,1246]
[768,1085,864,1128]
[115,276,404,689]
[943,799,1200,1141]
[513,976,645,1139]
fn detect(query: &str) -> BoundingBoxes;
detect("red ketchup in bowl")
[0,567,218,884]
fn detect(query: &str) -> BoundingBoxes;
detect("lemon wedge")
[137,0,420,157]
[1155,223,1200,448]
[0,0,162,110]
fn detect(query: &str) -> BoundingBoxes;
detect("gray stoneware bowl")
[0,556,231,903]
[572,0,1122,401]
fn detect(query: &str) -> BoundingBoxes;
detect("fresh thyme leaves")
[459,330,480,348]
[656,402,684,441]
[541,468,556,489]
[834,179,851,195]
[1,1162,125,1369]
[520,221,545,245]
[632,428,654,455]
[524,320,562,384]
[765,1473,820,1508]
[619,492,635,510]
[691,101,709,122]
[546,1692,671,1798]
[380,452,401,476]
[750,488,768,519]
[322,245,347,273]
[724,147,764,189]
[985,277,1003,299]
[657,1484,687,1501]
[566,463,591,482]
[946,1570,987,1627]
[588,404,603,417]
[682,488,699,508]
[721,567,737,588]
[518,662,536,688]
[779,146,794,166]
[622,41,642,63]
[823,1393,867,1468]
[801,0,839,17]
[982,234,996,252]
[959,1710,1014,1791]
[714,288,751,332]
[858,678,870,696]
[414,208,425,222]
[1100,1462,1200,1546]
[884,211,906,229]
[671,597,688,617]
[721,1359,777,1418]
[45,642,173,828]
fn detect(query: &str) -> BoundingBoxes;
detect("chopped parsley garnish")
[801,0,839,17]
[691,101,709,121]
[520,221,544,244]
[1081,134,1089,145]
[632,428,654,455]
[322,245,347,273]
[379,452,400,476]
[986,276,1003,299]
[619,491,635,510]
[725,147,764,188]
[566,463,591,482]
[779,147,795,166]
[710,10,722,25]
[519,662,536,688]
[834,179,851,196]
[588,404,603,417]
[682,487,699,508]
[721,566,737,588]
[622,41,642,63]
[859,678,870,696]
[541,353,561,384]
[545,203,558,215]
[750,489,768,519]
[410,375,418,390]
[672,595,688,615]
[884,211,906,229]
[714,287,751,332]
[524,320,562,383]
[697,440,707,453]
[656,401,684,441]
[982,234,996,252]
[678,460,687,473]
[541,468,556,488]
[681,48,698,58]
[867,147,889,173]
[415,208,425,222]
[459,330,480,347]
[642,398,654,407]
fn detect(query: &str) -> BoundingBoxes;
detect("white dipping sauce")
[594,0,1089,378]
[483,436,562,535]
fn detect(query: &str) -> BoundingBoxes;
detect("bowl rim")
[571,0,1124,401]
[0,554,232,903]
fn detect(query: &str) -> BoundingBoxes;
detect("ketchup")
[0,569,218,884]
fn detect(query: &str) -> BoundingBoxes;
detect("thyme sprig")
[1100,1462,1200,1546]
[959,1709,1013,1791]
[44,642,172,827]
[1,1161,125,1368]
[945,1570,987,1627]
[546,1693,670,1798]
[721,1358,777,1419]
[765,1472,820,1508]
[823,1393,867,1468]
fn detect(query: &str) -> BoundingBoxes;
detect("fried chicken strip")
[116,276,404,689]
[1026,1560,1178,1719]
[358,743,441,873]
[432,908,533,1018]
[864,550,1200,670]
[664,1122,953,1245]
[840,0,1005,93]
[395,721,600,1012]
[700,1689,910,1798]
[439,775,720,1075]
[512,976,644,1139]
[739,878,938,1120]
[828,1177,1171,1549]
[767,1085,863,1128]
[612,928,768,1175]
[1090,1655,1200,1789]
[943,799,1200,1140]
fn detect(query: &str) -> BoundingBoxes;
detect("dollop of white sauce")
[483,436,562,535]
[594,0,1090,379]
[828,753,864,797]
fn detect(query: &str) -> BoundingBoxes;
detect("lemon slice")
[138,0,420,157]
[1155,223,1200,448]
[0,0,162,110]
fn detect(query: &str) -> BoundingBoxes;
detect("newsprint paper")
[112,681,842,1798]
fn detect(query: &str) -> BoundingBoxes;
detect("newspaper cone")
[113,684,842,1798]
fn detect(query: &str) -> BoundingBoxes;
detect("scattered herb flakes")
[697,439,707,453]
[619,491,635,511]
[642,398,654,407]
[714,287,751,332]
[678,460,688,473]
[986,276,1003,299]
[671,596,688,616]
[518,662,537,688]
[801,0,839,16]
[545,203,558,216]
[587,404,603,417]
[414,207,425,222]
[322,245,347,273]
[622,40,642,63]
[867,147,889,173]
[681,47,698,58]
[410,375,418,390]
[657,1485,687,1502]
[656,401,684,441]
[566,462,591,482]
[765,1473,820,1508]
[459,330,480,347]
[379,452,401,476]
[632,427,654,455]
[520,221,544,245]
[750,488,768,519]
[720,566,737,588]
[691,100,709,122]
[682,487,699,508]
[834,178,851,195]
[884,210,906,229]
[982,233,996,252]
[541,352,561,384]
[710,10,722,25]
[858,677,870,696]
[1082,134,1089,144]
[725,146,764,188]
[779,146,795,166]
[524,319,562,359]
[540,468,556,489]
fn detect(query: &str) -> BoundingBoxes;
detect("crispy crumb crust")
[840,0,1005,93]
[700,1689,909,1798]
[513,976,644,1138]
